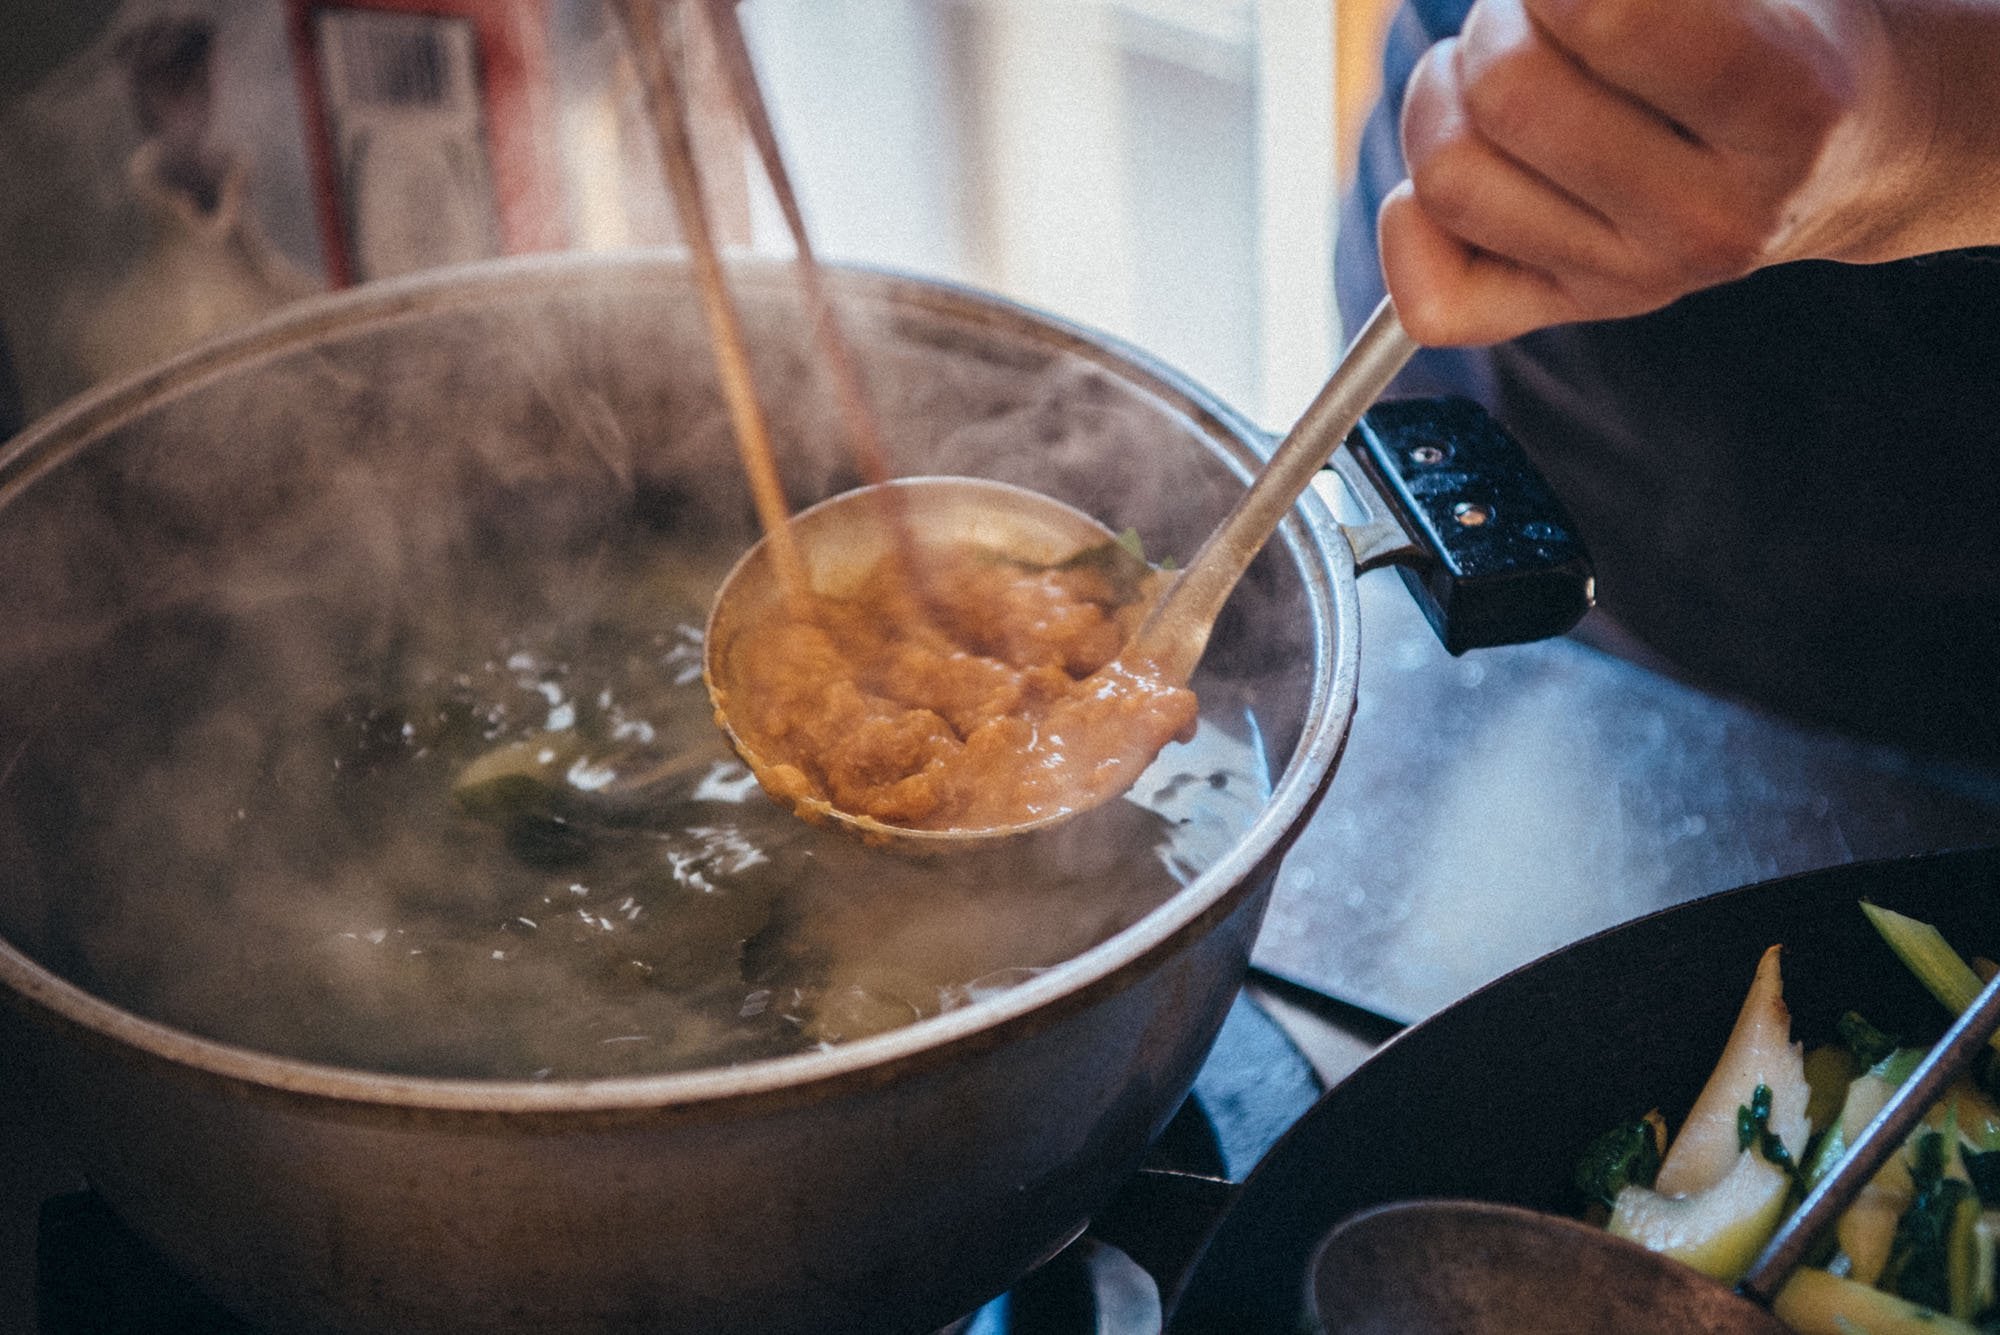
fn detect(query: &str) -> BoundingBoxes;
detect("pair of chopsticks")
[611,0,892,608]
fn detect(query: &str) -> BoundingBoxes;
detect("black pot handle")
[1322,396,1594,654]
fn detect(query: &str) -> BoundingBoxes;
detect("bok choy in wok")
[1579,903,2000,1334]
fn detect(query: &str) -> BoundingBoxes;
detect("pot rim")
[0,251,1361,1117]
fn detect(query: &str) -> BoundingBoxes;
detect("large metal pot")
[0,254,1584,1334]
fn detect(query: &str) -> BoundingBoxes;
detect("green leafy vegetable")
[1739,1083,1803,1183]
[1048,531,1168,604]
[1883,1130,1976,1314]
[1841,1010,1904,1070]
[1966,1151,2000,1208]
[452,735,582,821]
[982,531,1173,608]
[503,812,592,870]
[1575,1116,1664,1210]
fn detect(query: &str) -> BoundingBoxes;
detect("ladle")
[703,296,1419,849]
[1309,962,2000,1333]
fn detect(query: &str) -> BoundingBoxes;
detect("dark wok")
[1168,844,2000,1332]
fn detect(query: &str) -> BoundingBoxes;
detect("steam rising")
[0,262,1309,1078]
[0,1,327,422]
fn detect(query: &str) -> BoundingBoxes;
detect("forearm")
[1850,0,2000,262]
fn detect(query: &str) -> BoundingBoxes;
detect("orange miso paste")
[716,541,1199,832]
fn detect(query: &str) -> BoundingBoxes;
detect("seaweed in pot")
[20,512,1269,1080]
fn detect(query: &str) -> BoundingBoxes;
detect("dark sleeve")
[1333,0,1493,401]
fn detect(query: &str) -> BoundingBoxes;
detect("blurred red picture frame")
[288,0,565,287]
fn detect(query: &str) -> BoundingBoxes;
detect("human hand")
[1377,0,1985,346]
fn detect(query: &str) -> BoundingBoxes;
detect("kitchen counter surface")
[1255,569,2000,1027]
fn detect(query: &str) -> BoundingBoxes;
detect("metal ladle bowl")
[703,299,1419,849]
[702,474,1129,848]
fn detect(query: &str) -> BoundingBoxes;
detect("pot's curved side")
[5,876,1274,1335]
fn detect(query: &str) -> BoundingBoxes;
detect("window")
[556,0,1352,428]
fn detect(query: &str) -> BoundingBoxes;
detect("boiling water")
[52,530,1270,1080]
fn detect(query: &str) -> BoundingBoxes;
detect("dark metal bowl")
[1170,845,2000,1332]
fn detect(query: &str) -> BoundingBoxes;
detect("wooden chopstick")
[692,0,942,631]
[696,0,894,490]
[611,0,809,609]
